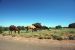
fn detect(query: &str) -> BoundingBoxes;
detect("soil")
[0,35,75,50]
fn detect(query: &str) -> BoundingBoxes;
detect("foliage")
[21,26,25,30]
[0,26,3,34]
[68,35,75,40]
[49,27,52,29]
[68,23,75,28]
[17,26,22,30]
[42,26,49,30]
[0,24,75,40]
[3,27,9,31]
[17,26,25,30]
[55,25,62,29]
[51,35,63,40]
[32,23,42,28]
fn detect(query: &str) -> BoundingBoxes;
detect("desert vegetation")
[0,23,75,40]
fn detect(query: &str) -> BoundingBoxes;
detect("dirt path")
[0,35,75,50]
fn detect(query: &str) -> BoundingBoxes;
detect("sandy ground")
[0,35,75,50]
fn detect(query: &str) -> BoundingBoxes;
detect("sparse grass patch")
[51,34,63,40]
[11,34,16,37]
[2,33,9,36]
[0,28,75,40]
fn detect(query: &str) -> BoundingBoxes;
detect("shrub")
[2,33,8,36]
[3,27,9,31]
[32,23,42,29]
[0,26,3,34]
[69,31,75,34]
[12,34,16,37]
[68,35,75,40]
[38,37,43,39]
[42,26,49,30]
[51,34,63,40]
[44,36,51,39]
[55,25,62,29]
[68,23,75,28]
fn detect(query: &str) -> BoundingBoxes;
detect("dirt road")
[0,35,75,50]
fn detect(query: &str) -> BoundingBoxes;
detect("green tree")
[0,26,3,34]
[32,23,42,28]
[17,26,22,30]
[68,23,75,28]
[42,26,49,30]
[3,27,9,31]
[21,26,25,30]
[55,25,62,29]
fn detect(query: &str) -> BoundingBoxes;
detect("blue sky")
[0,0,75,27]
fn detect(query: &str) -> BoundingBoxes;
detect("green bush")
[55,25,62,29]
[0,26,3,34]
[68,23,75,28]
[0,30,2,34]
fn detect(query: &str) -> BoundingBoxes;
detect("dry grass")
[1,28,75,40]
